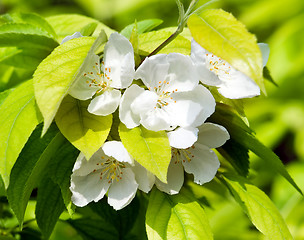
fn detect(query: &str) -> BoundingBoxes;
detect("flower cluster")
[64,32,267,210]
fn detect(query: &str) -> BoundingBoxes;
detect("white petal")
[190,40,222,86]
[155,160,184,195]
[104,32,135,89]
[69,54,101,100]
[198,123,230,149]
[132,161,155,193]
[119,84,144,129]
[131,90,158,115]
[182,143,220,185]
[107,168,138,210]
[140,107,174,131]
[88,89,121,115]
[102,141,133,164]
[61,32,83,44]
[167,127,198,149]
[70,171,110,207]
[135,54,169,89]
[258,43,270,67]
[217,70,260,99]
[169,85,215,127]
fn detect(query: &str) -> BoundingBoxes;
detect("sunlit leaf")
[33,31,107,135]
[119,124,171,183]
[36,177,65,239]
[146,187,213,240]
[188,10,265,93]
[222,174,293,240]
[55,95,112,160]
[7,124,59,225]
[139,29,191,55]
[0,80,42,188]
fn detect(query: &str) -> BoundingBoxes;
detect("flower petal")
[131,90,158,115]
[155,160,184,195]
[258,43,270,67]
[217,69,260,99]
[169,84,215,127]
[132,161,155,193]
[190,40,222,86]
[61,32,83,44]
[69,54,101,100]
[102,141,134,164]
[197,123,230,149]
[104,32,135,89]
[182,143,220,185]
[119,84,144,129]
[70,171,110,207]
[107,168,138,210]
[88,89,121,115]
[140,107,174,131]
[167,127,198,149]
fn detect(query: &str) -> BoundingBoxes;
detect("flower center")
[93,156,125,184]
[205,53,231,78]
[83,60,113,94]
[149,80,177,109]
[172,146,196,164]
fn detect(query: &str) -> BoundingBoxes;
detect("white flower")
[119,53,216,131]
[70,141,139,210]
[61,32,83,44]
[190,40,269,99]
[69,32,135,116]
[156,123,230,194]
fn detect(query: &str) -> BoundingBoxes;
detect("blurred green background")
[0,0,303,239]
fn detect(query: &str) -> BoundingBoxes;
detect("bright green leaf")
[139,29,191,55]
[222,175,293,240]
[33,31,107,135]
[188,10,265,93]
[209,103,302,195]
[46,14,114,42]
[119,124,171,183]
[120,19,163,39]
[146,187,213,240]
[0,23,58,51]
[7,124,59,225]
[0,80,42,188]
[36,177,65,239]
[55,95,112,160]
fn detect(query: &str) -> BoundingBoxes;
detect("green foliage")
[119,124,171,183]
[222,174,293,239]
[7,124,59,225]
[0,80,42,188]
[146,187,213,240]
[35,177,65,239]
[33,31,106,135]
[55,95,112,160]
[188,9,265,93]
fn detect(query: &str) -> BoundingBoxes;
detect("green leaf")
[46,14,114,42]
[55,95,112,160]
[119,124,171,183]
[138,29,191,55]
[36,177,65,239]
[7,124,59,225]
[33,31,107,135]
[0,23,58,51]
[46,136,79,214]
[0,80,42,188]
[120,19,163,39]
[222,174,293,240]
[209,103,302,195]
[263,66,278,87]
[188,10,265,93]
[0,88,14,107]
[80,22,98,37]
[146,187,213,240]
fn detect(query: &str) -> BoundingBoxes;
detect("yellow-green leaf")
[119,124,170,183]
[188,10,265,93]
[55,95,112,159]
